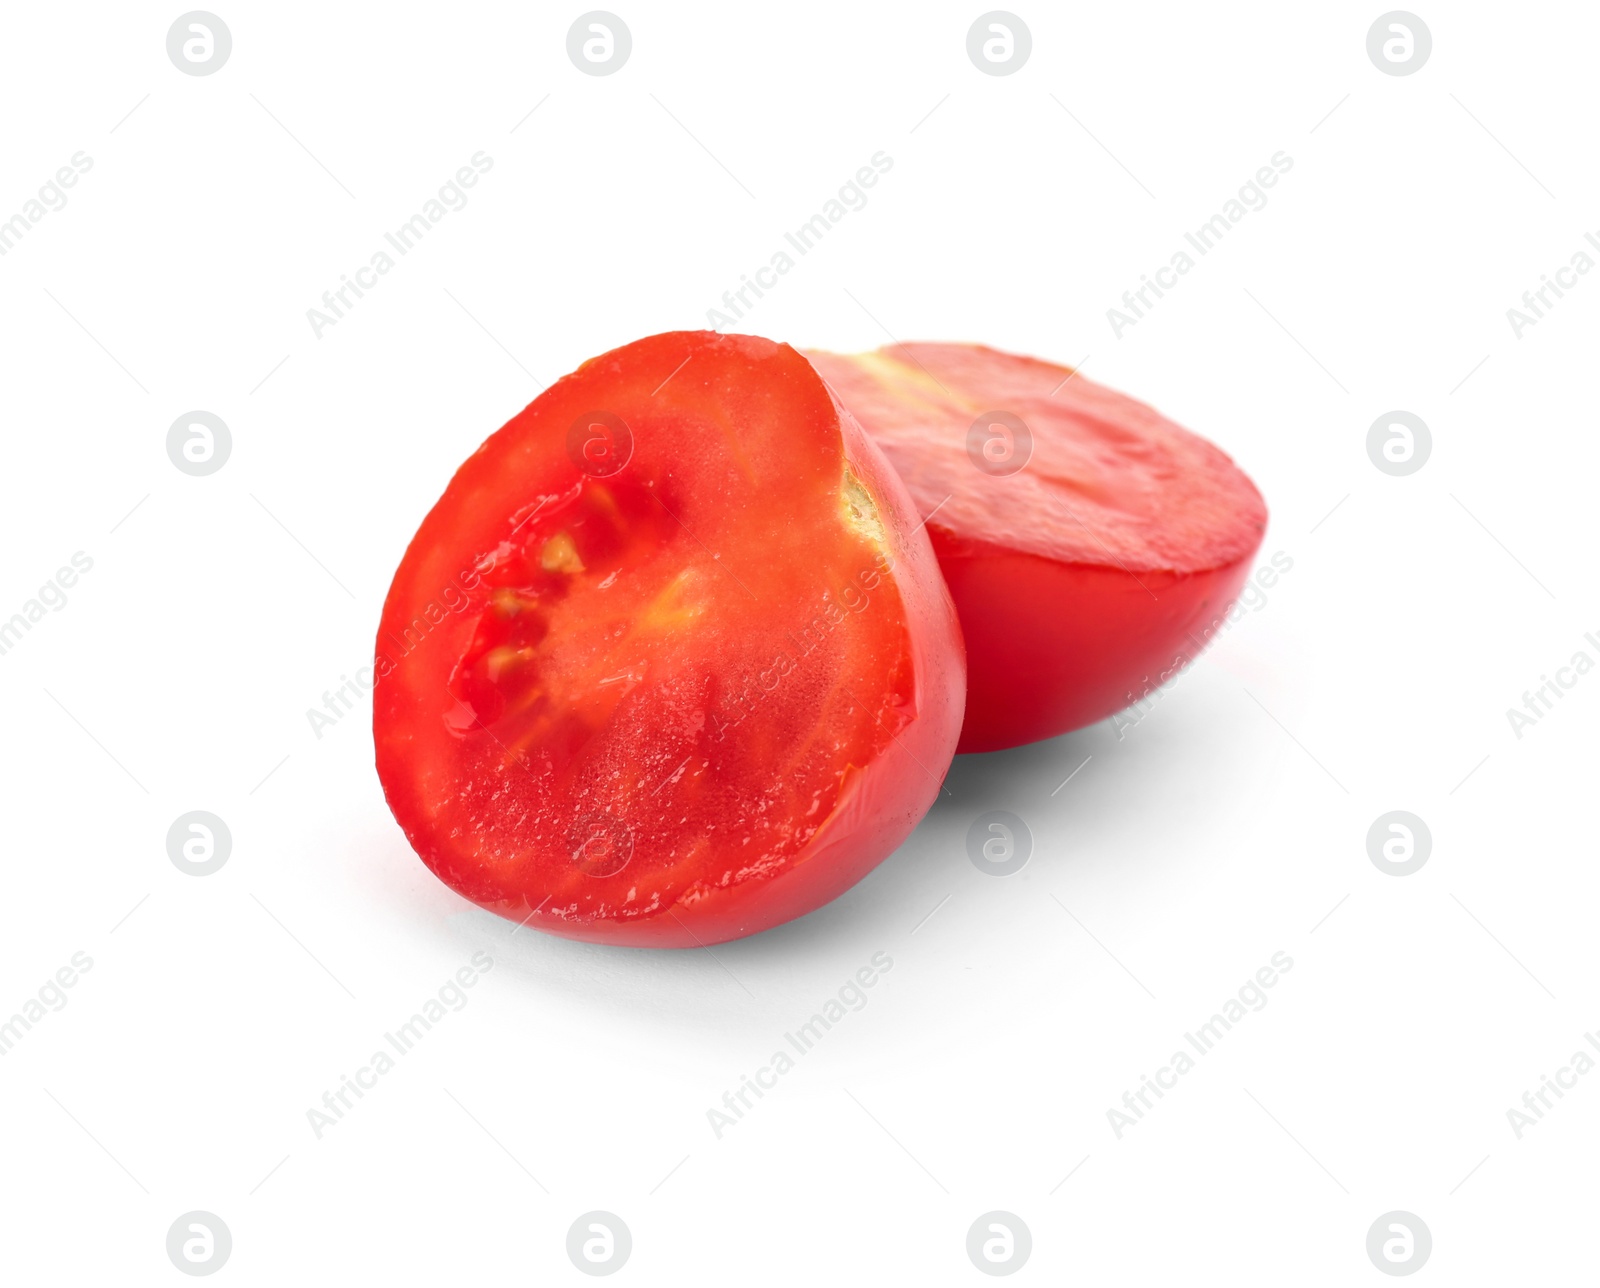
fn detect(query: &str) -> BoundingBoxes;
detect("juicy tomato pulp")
[374,332,964,946]
[805,344,1267,753]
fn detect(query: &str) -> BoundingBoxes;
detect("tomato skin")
[373,332,964,948]
[936,539,1255,753]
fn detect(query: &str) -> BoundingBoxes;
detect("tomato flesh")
[805,343,1267,753]
[374,332,964,946]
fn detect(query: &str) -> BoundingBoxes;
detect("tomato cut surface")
[805,343,1267,753]
[375,332,964,946]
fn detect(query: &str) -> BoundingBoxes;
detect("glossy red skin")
[806,344,1267,753]
[374,332,964,947]
[935,543,1254,752]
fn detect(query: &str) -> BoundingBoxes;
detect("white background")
[1,1,1595,1282]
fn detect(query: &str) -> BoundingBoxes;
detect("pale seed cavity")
[841,464,888,551]
[540,531,586,573]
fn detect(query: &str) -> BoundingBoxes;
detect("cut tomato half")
[805,343,1267,753]
[374,332,964,946]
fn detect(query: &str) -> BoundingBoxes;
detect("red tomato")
[374,332,964,947]
[806,343,1267,753]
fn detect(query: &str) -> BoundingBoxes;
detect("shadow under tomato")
[384,721,1113,1037]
